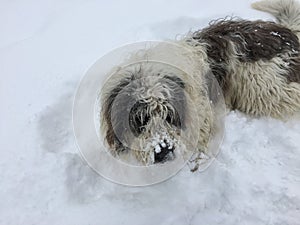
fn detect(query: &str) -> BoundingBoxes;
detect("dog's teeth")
[155,145,161,153]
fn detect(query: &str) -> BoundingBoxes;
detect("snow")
[0,0,299,224]
[155,145,162,153]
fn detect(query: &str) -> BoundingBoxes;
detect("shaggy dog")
[100,0,300,170]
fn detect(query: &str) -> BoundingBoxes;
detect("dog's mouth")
[151,132,177,163]
[154,142,175,163]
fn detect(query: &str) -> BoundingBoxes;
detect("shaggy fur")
[100,0,300,169]
[184,0,300,118]
[101,61,213,166]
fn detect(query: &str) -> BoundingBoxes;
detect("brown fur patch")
[286,57,300,83]
[190,19,300,85]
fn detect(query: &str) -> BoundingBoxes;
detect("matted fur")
[101,59,214,166]
[184,0,300,118]
[100,0,300,169]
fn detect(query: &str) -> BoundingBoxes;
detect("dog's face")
[101,63,194,165]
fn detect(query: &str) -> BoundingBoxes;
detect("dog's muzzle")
[154,140,175,163]
[152,133,176,163]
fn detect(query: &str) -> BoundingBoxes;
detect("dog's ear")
[102,78,132,152]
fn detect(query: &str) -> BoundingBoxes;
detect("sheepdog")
[100,0,300,170]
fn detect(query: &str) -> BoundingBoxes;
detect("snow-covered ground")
[1,0,300,224]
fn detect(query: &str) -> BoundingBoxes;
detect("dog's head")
[100,59,208,166]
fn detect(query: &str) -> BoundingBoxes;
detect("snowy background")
[1,0,300,224]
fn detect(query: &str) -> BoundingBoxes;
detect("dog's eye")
[129,101,150,136]
[166,111,182,129]
[129,115,150,136]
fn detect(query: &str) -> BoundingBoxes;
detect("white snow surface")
[1,0,300,224]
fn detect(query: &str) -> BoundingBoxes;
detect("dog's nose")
[154,140,175,163]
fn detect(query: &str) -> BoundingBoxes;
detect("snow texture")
[0,0,299,224]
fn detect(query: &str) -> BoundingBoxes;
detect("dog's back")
[186,0,300,118]
[252,0,300,37]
